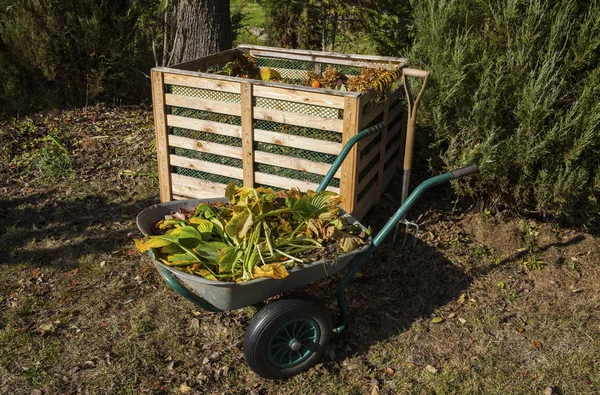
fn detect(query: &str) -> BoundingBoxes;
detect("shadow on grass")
[315,237,470,362]
[0,191,157,267]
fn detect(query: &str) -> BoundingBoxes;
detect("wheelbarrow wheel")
[243,297,332,379]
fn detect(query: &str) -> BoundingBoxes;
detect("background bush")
[409,0,600,221]
[0,0,156,116]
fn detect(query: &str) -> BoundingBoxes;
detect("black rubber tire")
[243,298,332,379]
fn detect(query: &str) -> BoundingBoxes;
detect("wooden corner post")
[241,82,255,187]
[340,96,361,215]
[151,69,173,202]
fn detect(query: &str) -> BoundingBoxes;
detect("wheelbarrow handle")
[316,122,385,192]
[451,164,479,179]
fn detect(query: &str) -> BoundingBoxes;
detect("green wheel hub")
[267,317,320,368]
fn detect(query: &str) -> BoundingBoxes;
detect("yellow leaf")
[134,237,173,253]
[431,317,444,324]
[194,269,217,281]
[252,263,289,279]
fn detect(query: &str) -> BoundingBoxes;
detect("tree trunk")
[171,0,232,65]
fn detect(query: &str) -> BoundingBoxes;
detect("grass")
[1,105,599,393]
[231,0,265,28]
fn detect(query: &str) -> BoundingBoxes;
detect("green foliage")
[0,0,155,117]
[259,0,412,53]
[410,0,600,221]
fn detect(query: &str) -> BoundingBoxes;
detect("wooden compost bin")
[151,45,407,221]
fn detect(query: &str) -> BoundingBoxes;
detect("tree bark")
[171,0,232,65]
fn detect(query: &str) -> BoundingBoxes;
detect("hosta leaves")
[167,251,199,264]
[171,226,203,249]
[189,217,214,237]
[218,246,243,272]
[137,183,368,283]
[225,212,253,240]
[194,203,217,219]
[134,234,177,253]
[194,243,221,265]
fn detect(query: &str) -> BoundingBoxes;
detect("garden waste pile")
[135,183,370,283]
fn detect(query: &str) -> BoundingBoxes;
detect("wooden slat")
[339,96,361,215]
[165,94,241,116]
[245,49,402,70]
[377,95,390,196]
[385,138,402,162]
[238,45,407,70]
[153,67,361,98]
[357,167,378,192]
[254,129,342,155]
[359,146,380,173]
[151,70,173,202]
[253,107,343,132]
[167,115,242,138]
[241,82,254,187]
[361,101,384,128]
[170,48,241,71]
[254,172,339,193]
[163,73,241,94]
[254,151,341,177]
[383,163,397,190]
[171,174,228,198]
[388,101,403,123]
[168,135,242,159]
[354,185,379,220]
[358,132,378,151]
[173,194,190,200]
[253,85,345,109]
[169,155,243,179]
[386,120,402,144]
[388,86,404,104]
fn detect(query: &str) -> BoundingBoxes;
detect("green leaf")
[194,243,221,265]
[167,251,199,264]
[194,203,217,219]
[225,182,237,203]
[189,217,214,239]
[171,226,203,249]
[225,212,253,240]
[218,245,243,272]
[134,234,178,253]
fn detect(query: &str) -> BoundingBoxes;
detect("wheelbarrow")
[136,122,478,379]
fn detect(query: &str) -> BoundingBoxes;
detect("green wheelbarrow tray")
[136,198,372,311]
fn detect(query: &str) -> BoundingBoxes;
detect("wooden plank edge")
[163,73,241,94]
[253,107,344,133]
[358,146,381,173]
[253,84,345,109]
[167,115,242,139]
[165,94,241,117]
[151,70,173,202]
[357,167,379,192]
[253,151,342,178]
[237,44,408,64]
[168,135,243,159]
[169,48,241,71]
[152,67,362,98]
[169,154,243,179]
[171,173,229,198]
[255,129,342,156]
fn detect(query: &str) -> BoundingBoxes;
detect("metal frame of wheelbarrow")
[140,121,478,378]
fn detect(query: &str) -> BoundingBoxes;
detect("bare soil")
[1,105,599,394]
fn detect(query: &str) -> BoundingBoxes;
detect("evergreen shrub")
[409,0,600,221]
